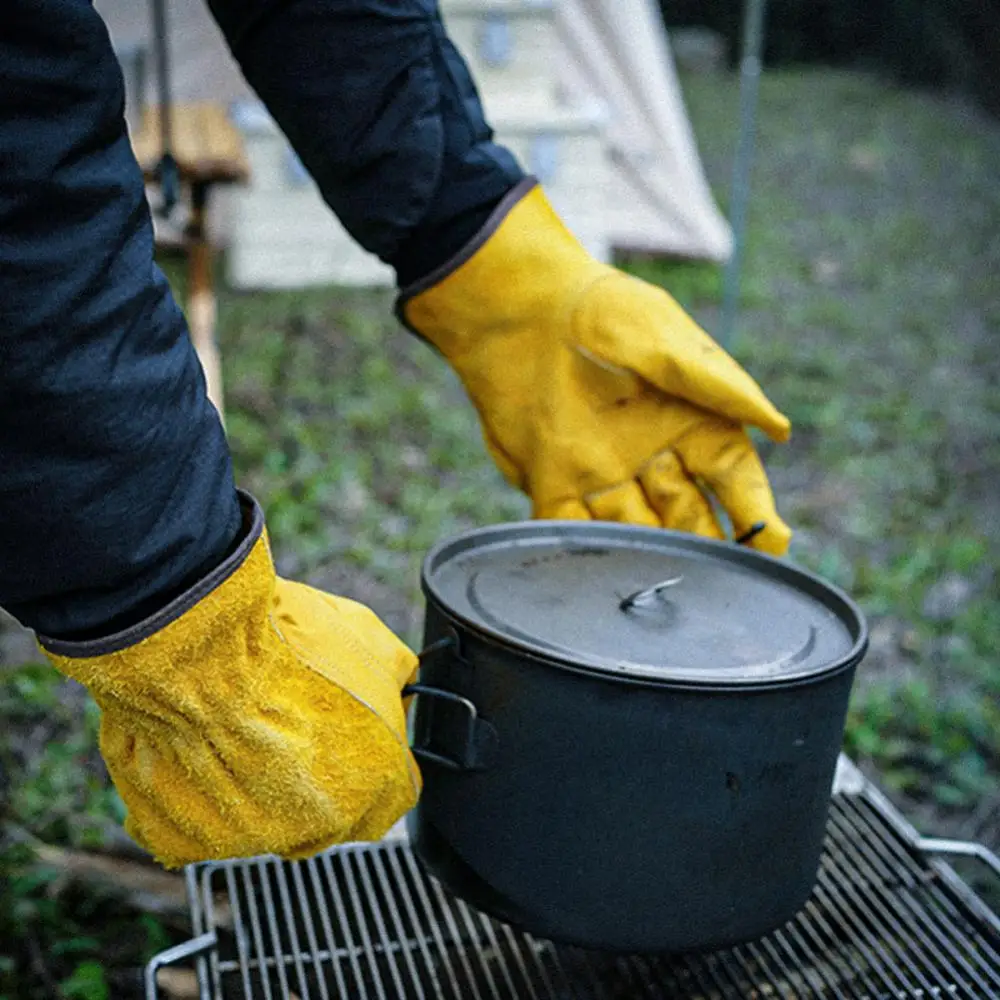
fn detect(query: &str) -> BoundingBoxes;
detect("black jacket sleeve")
[206,0,525,283]
[0,2,241,639]
[0,0,519,639]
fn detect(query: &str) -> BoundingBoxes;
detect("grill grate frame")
[152,765,1000,1000]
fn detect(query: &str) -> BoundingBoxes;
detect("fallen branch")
[27,841,231,928]
[155,968,200,1000]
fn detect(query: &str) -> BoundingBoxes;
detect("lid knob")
[619,576,684,613]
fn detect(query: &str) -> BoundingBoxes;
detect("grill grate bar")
[496,922,543,999]
[707,947,762,997]
[428,859,508,999]
[453,894,513,999]
[381,845,450,998]
[194,790,1000,1000]
[840,794,1000,977]
[631,952,674,998]
[289,861,332,1000]
[827,804,961,993]
[829,806,998,997]
[609,950,658,999]
[420,855,490,1000]
[799,894,884,996]
[840,795,1000,991]
[317,852,369,998]
[777,916,857,997]
[398,847,477,1000]
[304,857,354,1000]
[462,883,525,999]
[353,848,413,999]
[366,849,429,1000]
[540,942,604,999]
[769,927,841,997]
[681,952,734,999]
[237,865,276,1000]
[815,859,927,995]
[223,866,257,1000]
[827,852,948,995]
[742,937,803,998]
[450,880,516,1000]
[253,859,296,1000]
[273,858,316,999]
[340,849,393,999]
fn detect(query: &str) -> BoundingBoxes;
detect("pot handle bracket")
[404,634,498,772]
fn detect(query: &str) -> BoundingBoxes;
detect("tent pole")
[719,0,767,349]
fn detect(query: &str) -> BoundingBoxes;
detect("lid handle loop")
[619,576,684,613]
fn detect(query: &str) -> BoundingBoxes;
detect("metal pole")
[719,0,767,348]
[151,0,179,216]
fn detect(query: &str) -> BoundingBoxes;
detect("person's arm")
[0,2,240,639]
[206,0,525,284]
[205,0,793,552]
[1,1,419,869]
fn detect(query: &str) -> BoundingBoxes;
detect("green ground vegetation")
[2,68,998,997]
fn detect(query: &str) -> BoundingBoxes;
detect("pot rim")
[421,520,869,691]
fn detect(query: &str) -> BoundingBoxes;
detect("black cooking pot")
[406,522,867,954]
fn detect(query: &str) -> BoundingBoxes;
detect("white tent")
[94,0,734,288]
[555,0,733,260]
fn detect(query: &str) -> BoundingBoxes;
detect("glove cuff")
[38,489,263,658]
[396,176,539,305]
[396,178,604,359]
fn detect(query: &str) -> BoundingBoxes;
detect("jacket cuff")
[38,490,264,658]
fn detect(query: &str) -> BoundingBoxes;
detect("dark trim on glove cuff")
[38,490,264,658]
[395,176,538,313]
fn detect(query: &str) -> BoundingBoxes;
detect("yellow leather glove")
[39,493,420,869]
[400,181,792,555]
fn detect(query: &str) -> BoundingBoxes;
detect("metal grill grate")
[150,771,1000,1000]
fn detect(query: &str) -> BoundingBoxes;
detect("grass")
[1,67,998,994]
[676,70,1000,835]
[0,667,160,1000]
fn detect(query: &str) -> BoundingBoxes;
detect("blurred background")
[1,1,998,996]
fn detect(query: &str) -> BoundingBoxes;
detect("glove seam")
[266,615,422,795]
[38,489,264,658]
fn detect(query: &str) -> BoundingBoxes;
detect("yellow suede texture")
[43,531,421,869]
[404,186,794,555]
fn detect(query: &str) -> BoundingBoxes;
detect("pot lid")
[422,522,866,686]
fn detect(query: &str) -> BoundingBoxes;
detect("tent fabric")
[95,0,732,268]
[555,0,733,260]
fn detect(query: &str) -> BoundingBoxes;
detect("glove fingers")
[327,595,419,690]
[483,425,525,490]
[534,498,592,520]
[672,421,792,556]
[637,451,725,539]
[580,276,791,441]
[585,481,661,527]
[660,345,791,444]
[277,580,418,692]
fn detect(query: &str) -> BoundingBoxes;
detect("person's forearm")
[206,0,525,283]
[0,3,240,639]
